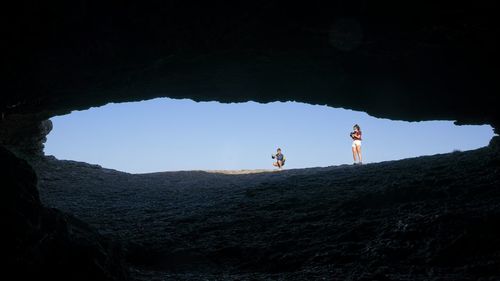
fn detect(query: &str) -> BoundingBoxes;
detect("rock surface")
[2,147,129,281]
[33,145,500,280]
[0,116,52,157]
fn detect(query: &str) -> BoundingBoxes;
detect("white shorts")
[352,140,361,148]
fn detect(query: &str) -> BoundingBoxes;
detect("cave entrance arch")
[44,98,494,173]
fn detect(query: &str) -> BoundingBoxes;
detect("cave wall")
[0,115,52,157]
[2,146,129,280]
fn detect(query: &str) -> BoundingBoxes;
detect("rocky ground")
[32,145,500,280]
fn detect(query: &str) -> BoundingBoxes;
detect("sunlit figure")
[271,148,286,169]
[350,124,362,165]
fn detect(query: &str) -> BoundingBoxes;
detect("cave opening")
[43,97,494,173]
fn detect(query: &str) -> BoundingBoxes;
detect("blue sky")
[44,98,494,173]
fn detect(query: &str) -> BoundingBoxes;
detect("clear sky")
[44,98,494,173]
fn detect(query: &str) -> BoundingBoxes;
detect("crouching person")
[272,148,285,169]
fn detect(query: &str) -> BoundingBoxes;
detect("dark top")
[351,131,362,141]
[273,153,284,161]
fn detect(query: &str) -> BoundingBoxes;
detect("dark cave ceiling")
[3,1,499,131]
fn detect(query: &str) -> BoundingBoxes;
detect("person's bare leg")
[356,145,362,164]
[273,162,278,167]
[278,160,283,168]
[352,146,357,163]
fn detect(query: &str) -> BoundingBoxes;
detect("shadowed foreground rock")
[33,141,500,280]
[2,147,129,281]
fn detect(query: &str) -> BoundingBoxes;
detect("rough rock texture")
[33,146,500,280]
[0,116,52,157]
[2,146,129,281]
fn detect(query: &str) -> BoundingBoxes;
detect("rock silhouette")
[2,2,499,131]
[2,146,129,281]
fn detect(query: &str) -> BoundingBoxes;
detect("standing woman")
[350,124,362,165]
